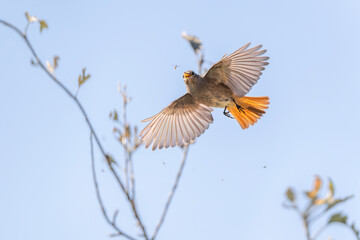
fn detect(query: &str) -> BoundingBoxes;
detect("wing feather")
[174,114,183,146]
[140,94,213,150]
[203,43,269,97]
[151,115,168,150]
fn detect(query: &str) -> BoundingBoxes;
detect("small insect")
[172,65,180,70]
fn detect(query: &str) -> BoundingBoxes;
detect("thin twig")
[129,151,136,200]
[151,145,190,240]
[90,133,136,240]
[0,19,24,36]
[302,201,315,240]
[107,162,149,239]
[312,224,328,240]
[118,84,131,195]
[302,213,312,240]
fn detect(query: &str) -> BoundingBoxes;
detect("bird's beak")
[183,72,191,78]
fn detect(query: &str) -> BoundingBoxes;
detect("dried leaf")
[305,175,322,199]
[124,124,131,139]
[113,127,122,138]
[46,61,54,74]
[78,68,91,87]
[109,110,118,121]
[39,20,48,33]
[53,56,59,69]
[25,12,38,23]
[113,110,118,121]
[45,56,59,74]
[314,197,328,205]
[182,31,202,54]
[286,188,296,203]
[328,213,348,224]
[329,178,335,196]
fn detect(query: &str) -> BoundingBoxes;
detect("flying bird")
[140,43,270,150]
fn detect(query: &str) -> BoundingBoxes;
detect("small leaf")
[328,213,348,224]
[46,61,54,74]
[53,56,59,69]
[78,68,91,87]
[45,56,59,74]
[305,175,322,199]
[25,12,38,23]
[113,127,122,138]
[39,20,48,33]
[329,178,335,196]
[113,110,118,121]
[314,197,328,205]
[286,188,296,203]
[124,124,131,139]
[109,110,118,121]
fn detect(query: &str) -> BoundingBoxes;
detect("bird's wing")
[139,93,213,150]
[202,43,269,97]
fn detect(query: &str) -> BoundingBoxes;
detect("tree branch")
[106,161,149,239]
[90,133,136,240]
[312,223,328,240]
[0,19,149,239]
[151,145,190,240]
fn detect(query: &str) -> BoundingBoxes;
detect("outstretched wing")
[139,94,213,150]
[203,43,269,97]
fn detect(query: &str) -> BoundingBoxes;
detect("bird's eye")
[191,71,194,75]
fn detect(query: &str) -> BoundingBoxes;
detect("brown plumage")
[140,43,270,150]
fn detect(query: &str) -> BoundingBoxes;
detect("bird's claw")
[232,99,245,114]
[223,107,234,119]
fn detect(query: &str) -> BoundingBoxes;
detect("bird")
[139,43,270,150]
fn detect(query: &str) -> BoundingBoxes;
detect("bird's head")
[183,70,197,81]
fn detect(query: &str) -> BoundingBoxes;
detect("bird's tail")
[227,96,270,129]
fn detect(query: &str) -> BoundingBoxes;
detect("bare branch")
[129,152,136,199]
[302,213,312,240]
[0,19,24,36]
[90,133,136,240]
[312,224,328,240]
[107,161,149,239]
[151,145,190,240]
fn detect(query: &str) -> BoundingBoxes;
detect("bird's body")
[140,43,270,150]
[185,75,233,108]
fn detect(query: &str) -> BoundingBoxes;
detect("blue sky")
[1,0,360,239]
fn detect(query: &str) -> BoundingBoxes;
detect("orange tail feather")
[227,96,270,129]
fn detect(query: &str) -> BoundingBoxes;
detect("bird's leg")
[223,107,234,119]
[232,99,245,114]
